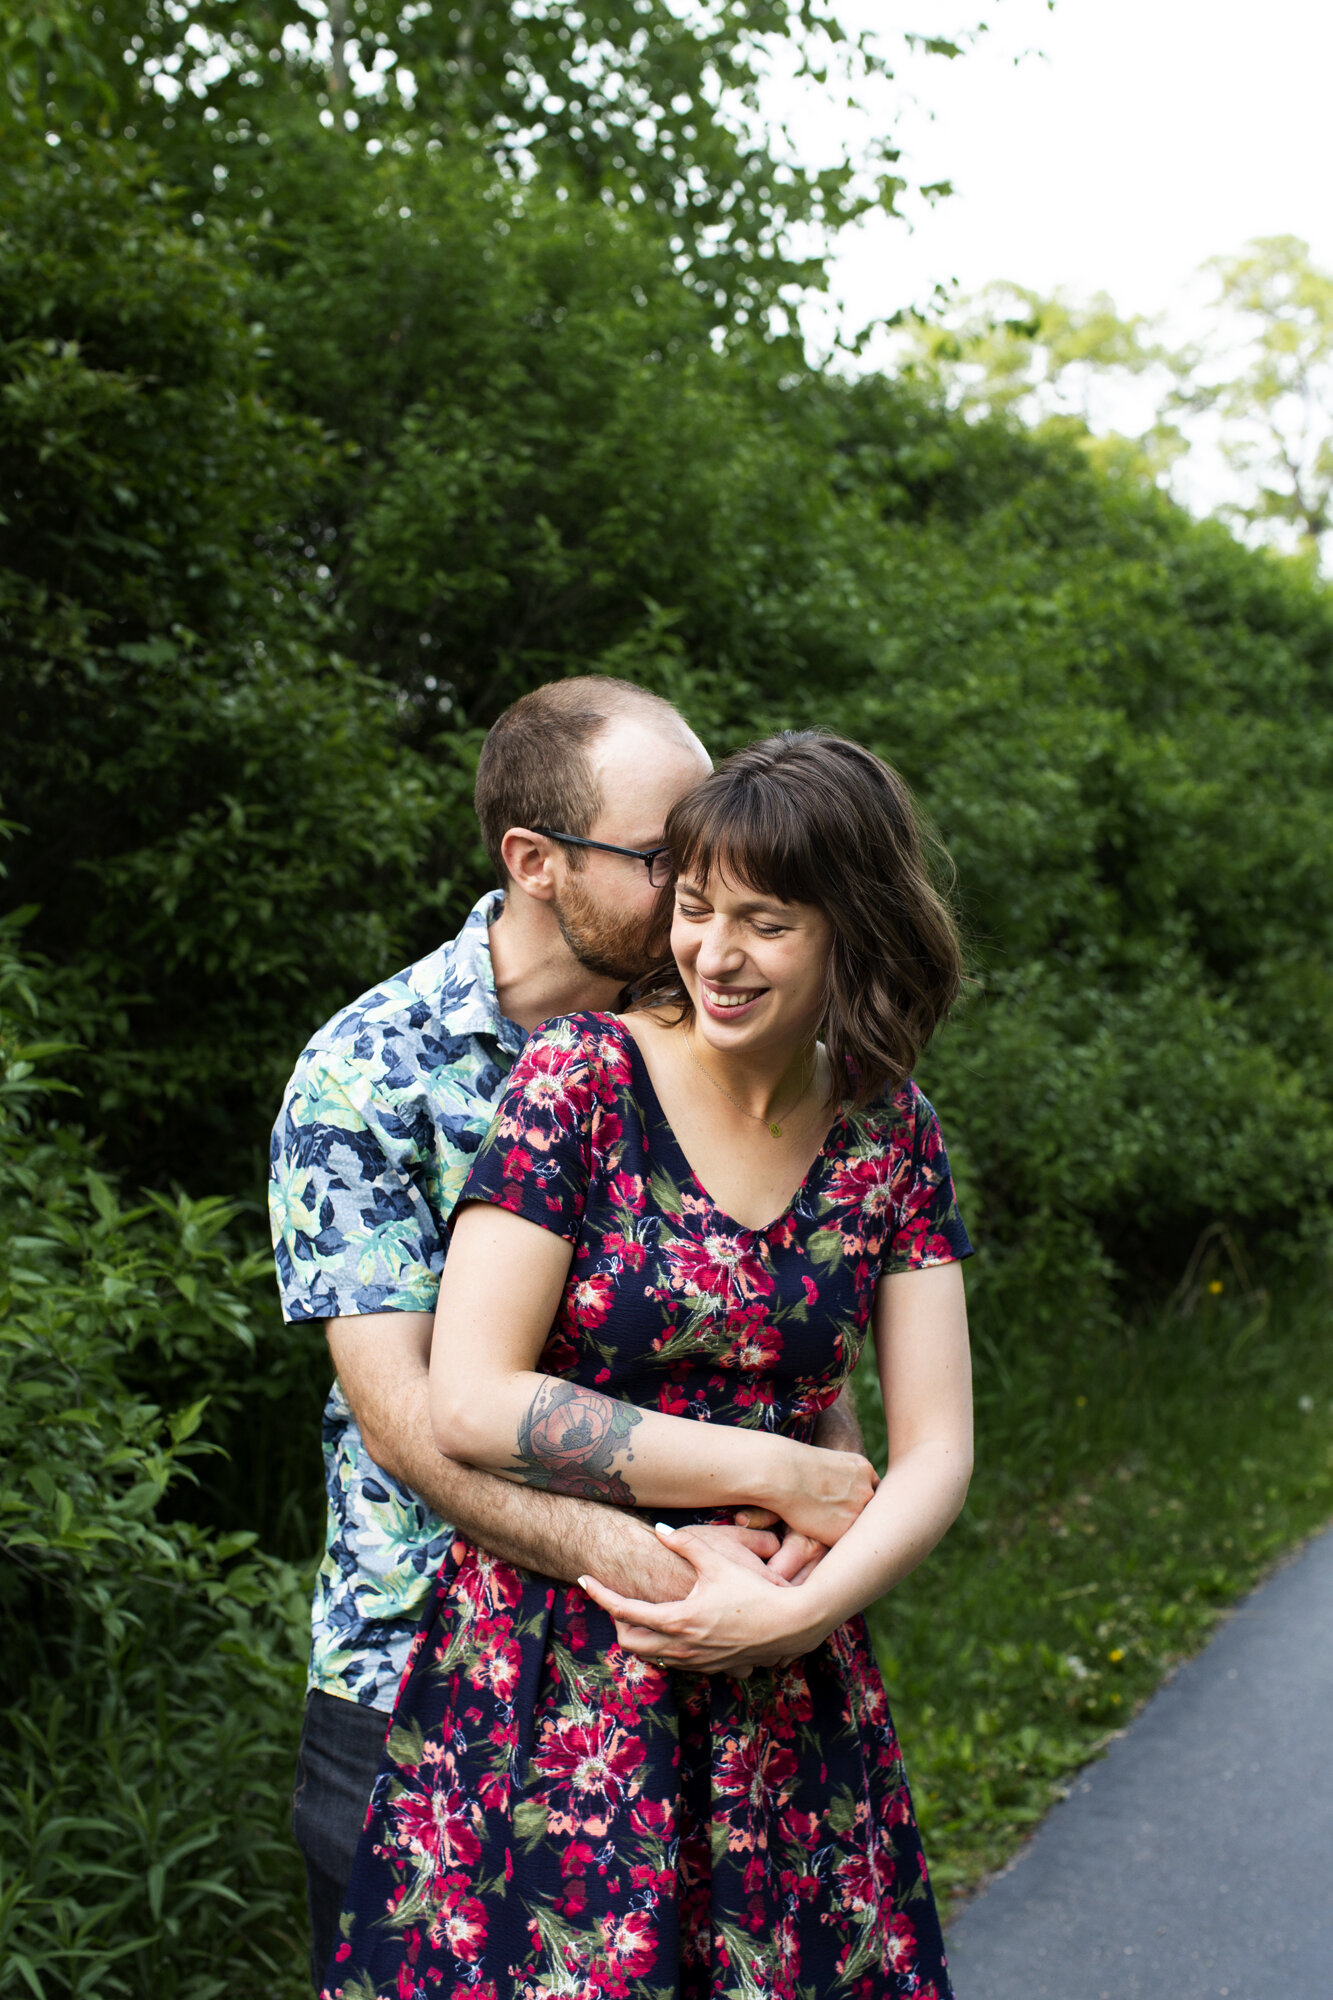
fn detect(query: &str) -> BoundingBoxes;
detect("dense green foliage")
[0,929,311,1993]
[3,9,1333,1987]
[7,122,1332,1276]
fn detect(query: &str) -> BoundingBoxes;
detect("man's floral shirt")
[268,890,523,1711]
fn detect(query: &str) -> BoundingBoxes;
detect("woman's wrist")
[794,1552,866,1639]
[752,1432,804,1516]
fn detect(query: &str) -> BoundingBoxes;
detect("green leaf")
[169,1397,210,1445]
[807,1228,845,1271]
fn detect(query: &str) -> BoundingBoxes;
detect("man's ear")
[499,826,559,903]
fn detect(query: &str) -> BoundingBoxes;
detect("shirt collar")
[443,888,526,1053]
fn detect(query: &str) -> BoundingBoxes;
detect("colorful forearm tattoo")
[514,1378,643,1505]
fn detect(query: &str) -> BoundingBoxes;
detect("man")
[268,676,862,1985]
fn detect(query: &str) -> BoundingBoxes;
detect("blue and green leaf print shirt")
[268,889,524,1711]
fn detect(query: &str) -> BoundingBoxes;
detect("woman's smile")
[699,980,768,1021]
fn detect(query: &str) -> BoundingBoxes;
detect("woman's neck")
[677,1017,824,1127]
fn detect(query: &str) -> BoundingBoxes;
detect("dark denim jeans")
[291,1690,389,1990]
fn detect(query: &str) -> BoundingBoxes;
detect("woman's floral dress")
[324,1013,972,2000]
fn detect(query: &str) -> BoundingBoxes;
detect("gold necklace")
[683,1027,816,1138]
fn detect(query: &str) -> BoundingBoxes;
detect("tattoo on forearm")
[514,1379,643,1505]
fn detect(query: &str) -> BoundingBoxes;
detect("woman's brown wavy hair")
[630,731,963,1107]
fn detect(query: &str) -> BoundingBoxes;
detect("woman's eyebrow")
[681,887,792,917]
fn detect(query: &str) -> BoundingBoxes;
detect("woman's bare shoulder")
[615,1006,679,1051]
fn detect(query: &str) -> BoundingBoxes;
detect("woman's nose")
[696,923,747,977]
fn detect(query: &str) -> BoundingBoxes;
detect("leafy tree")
[885,281,1185,482]
[1169,236,1333,558]
[5,116,1333,1312]
[894,246,1333,563]
[3,0,967,317]
[0,127,462,1193]
[891,282,1162,418]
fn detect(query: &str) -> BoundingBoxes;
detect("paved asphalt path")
[942,1524,1333,2000]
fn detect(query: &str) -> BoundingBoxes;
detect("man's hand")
[579,1522,833,1679]
[680,1521,784,1577]
[766,1531,827,1585]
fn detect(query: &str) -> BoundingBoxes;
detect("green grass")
[860,1268,1333,1910]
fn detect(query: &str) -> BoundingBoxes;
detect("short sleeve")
[458,1015,609,1242]
[268,1048,445,1323]
[883,1087,974,1275]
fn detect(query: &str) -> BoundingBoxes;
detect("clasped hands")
[578,1448,879,1680]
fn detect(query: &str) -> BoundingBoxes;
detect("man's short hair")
[474,676,691,882]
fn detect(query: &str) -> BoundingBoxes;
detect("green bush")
[0,924,310,1997]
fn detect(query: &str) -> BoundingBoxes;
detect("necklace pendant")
[769,1121,783,1138]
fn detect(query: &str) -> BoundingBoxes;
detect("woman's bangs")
[668,783,819,907]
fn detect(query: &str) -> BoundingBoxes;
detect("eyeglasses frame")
[533,826,672,885]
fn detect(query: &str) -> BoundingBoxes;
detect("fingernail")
[654,1521,676,1535]
[577,1575,592,1589]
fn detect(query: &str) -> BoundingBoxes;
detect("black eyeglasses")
[535,827,673,887]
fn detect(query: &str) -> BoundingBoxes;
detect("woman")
[323,731,974,2000]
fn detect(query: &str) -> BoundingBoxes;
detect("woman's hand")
[579,1523,833,1679]
[761,1437,878,1546]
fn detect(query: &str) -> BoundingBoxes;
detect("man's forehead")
[591,709,709,769]
[588,711,710,835]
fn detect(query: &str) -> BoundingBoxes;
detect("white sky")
[763,0,1333,528]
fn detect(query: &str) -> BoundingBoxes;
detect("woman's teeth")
[705,987,763,1009]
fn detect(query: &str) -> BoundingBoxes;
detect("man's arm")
[327,1313,778,1602]
[814,1386,864,1455]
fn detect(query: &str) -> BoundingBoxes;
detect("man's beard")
[553,873,660,984]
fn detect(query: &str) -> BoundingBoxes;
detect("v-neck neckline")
[613,1016,848,1239]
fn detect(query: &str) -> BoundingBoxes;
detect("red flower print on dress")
[599,1909,657,1976]
[602,1231,646,1272]
[608,1171,645,1211]
[559,1837,596,1881]
[533,1714,645,1812]
[514,1038,594,1129]
[884,1909,918,1972]
[592,1107,623,1149]
[593,1030,634,1086]
[727,1310,783,1373]
[826,1151,902,1223]
[714,1731,799,1824]
[427,1879,489,1963]
[663,1231,774,1306]
[450,1547,521,1619]
[390,1780,482,1887]
[568,1273,616,1330]
[604,1651,667,1716]
[473,1633,521,1702]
